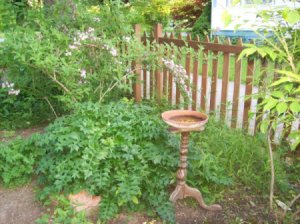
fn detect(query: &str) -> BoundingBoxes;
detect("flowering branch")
[162,57,192,99]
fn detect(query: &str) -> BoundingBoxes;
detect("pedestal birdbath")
[161,110,222,211]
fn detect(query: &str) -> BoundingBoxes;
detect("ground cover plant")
[0,99,293,223]
[35,100,179,222]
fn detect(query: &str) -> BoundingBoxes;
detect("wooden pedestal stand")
[169,127,222,211]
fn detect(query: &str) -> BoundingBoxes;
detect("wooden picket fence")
[131,24,298,136]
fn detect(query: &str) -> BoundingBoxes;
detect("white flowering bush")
[0,0,191,127]
[0,0,146,120]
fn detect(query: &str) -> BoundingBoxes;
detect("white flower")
[1,81,20,95]
[8,89,20,96]
[102,44,109,50]
[1,82,7,88]
[65,51,72,56]
[93,17,101,22]
[123,36,131,42]
[102,44,118,57]
[126,68,133,74]
[2,81,14,89]
[69,45,78,50]
[110,48,117,57]
[162,58,191,98]
[80,69,87,79]
[87,27,95,33]
[78,80,86,84]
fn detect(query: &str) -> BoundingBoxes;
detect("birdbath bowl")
[162,110,222,211]
[162,110,208,131]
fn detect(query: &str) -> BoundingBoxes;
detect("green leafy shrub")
[191,2,211,39]
[36,100,178,222]
[33,101,232,222]
[0,134,44,186]
[129,0,172,29]
[171,0,210,28]
[0,0,146,127]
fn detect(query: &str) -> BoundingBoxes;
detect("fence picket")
[162,33,168,97]
[209,36,219,113]
[243,58,254,131]
[192,35,200,110]
[143,65,147,98]
[255,58,268,132]
[220,38,231,120]
[149,32,155,98]
[231,38,243,128]
[142,32,147,98]
[133,24,142,102]
[185,34,192,109]
[200,36,209,112]
[176,33,182,106]
[154,24,163,101]
[168,32,175,104]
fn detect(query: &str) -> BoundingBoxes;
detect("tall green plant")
[238,5,300,217]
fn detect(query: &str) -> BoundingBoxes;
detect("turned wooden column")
[177,132,189,186]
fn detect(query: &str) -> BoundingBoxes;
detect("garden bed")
[0,111,295,223]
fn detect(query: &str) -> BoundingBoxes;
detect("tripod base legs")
[170,184,222,211]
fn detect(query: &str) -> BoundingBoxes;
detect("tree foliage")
[171,0,210,28]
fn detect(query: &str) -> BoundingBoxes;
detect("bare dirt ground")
[108,187,275,224]
[0,183,276,224]
[0,183,44,224]
[0,126,45,143]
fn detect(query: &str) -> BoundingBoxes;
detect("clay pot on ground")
[68,190,101,218]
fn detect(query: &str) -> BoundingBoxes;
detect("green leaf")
[285,10,300,25]
[284,83,294,93]
[222,10,232,27]
[261,47,276,61]
[132,196,139,204]
[290,101,300,113]
[276,102,288,114]
[289,131,300,151]
[256,48,267,58]
[271,91,284,99]
[271,77,292,86]
[264,98,278,110]
[276,70,300,83]
[291,139,300,151]
[238,48,257,60]
[260,119,269,134]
